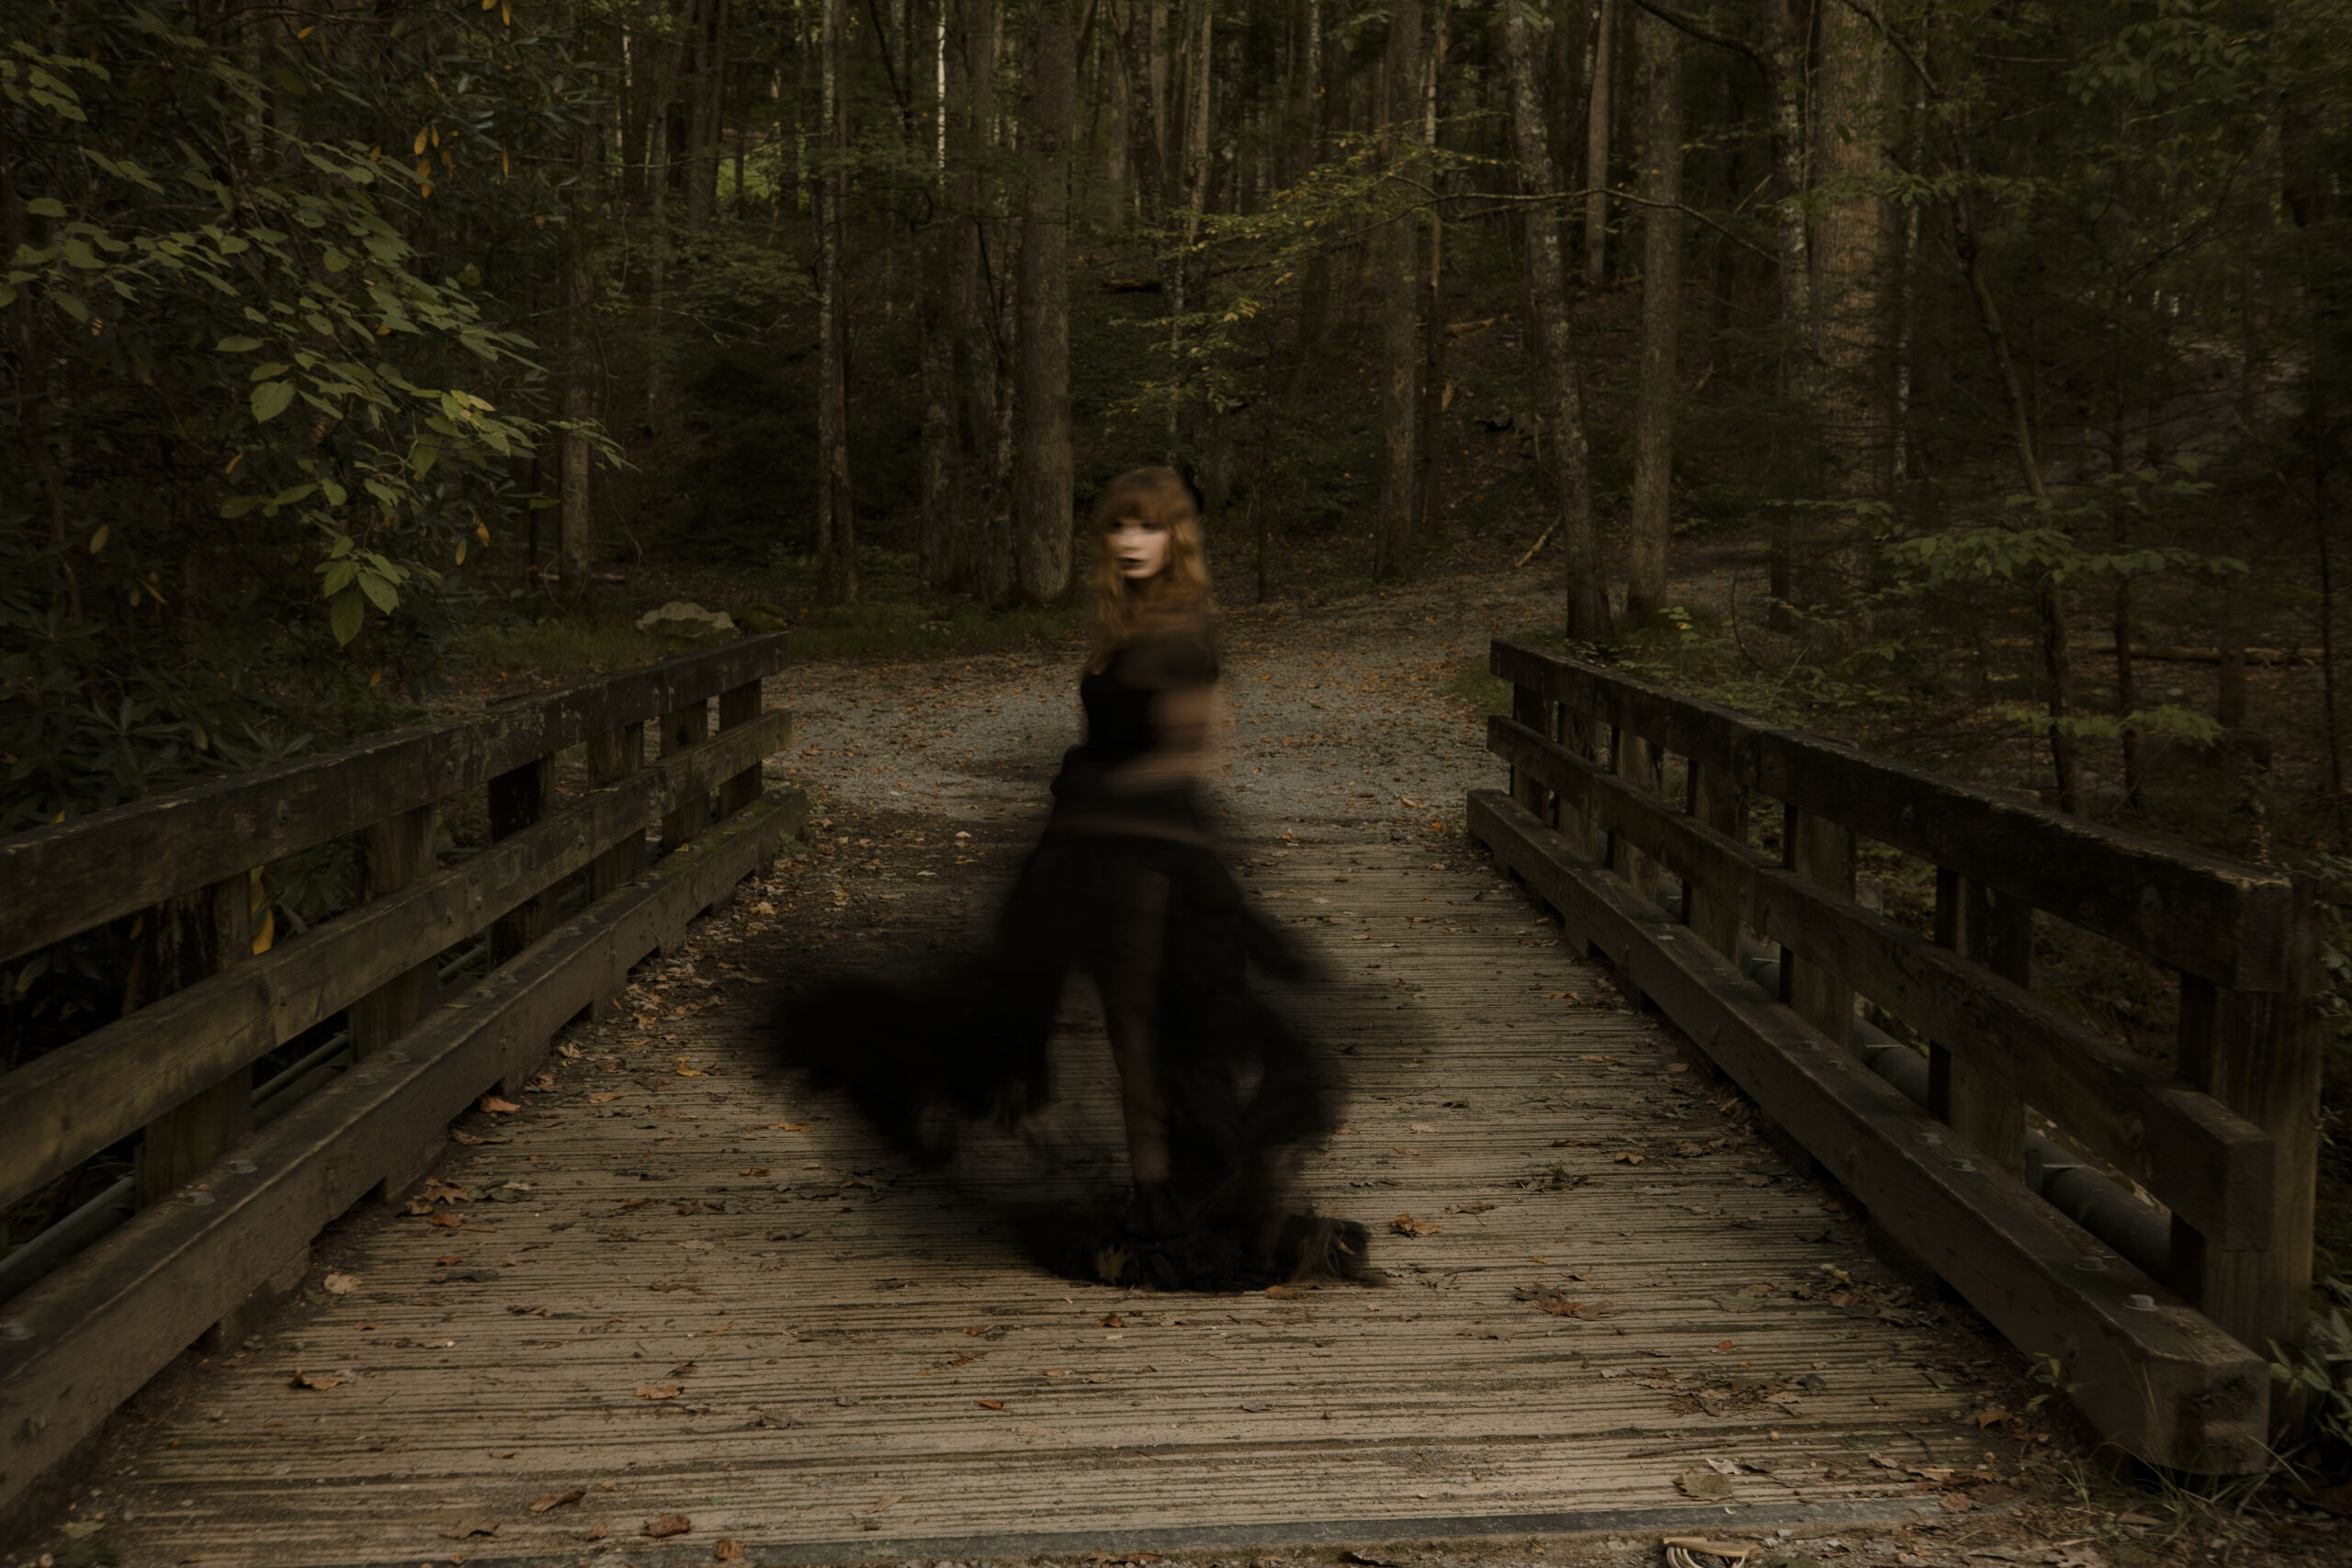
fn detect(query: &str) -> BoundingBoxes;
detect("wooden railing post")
[1685,761,1748,963]
[659,700,712,854]
[1510,683,1552,821]
[718,681,764,820]
[1609,728,1658,897]
[1781,807,1857,1053]
[488,755,554,965]
[1928,870,2030,1172]
[587,722,646,898]
[135,875,253,1205]
[351,806,436,1056]
[2171,886,2323,1359]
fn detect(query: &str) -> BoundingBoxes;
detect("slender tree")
[1012,0,1079,604]
[1372,0,1423,581]
[816,0,858,603]
[1626,7,1683,620]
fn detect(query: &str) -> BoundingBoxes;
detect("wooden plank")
[1782,810,1856,1057]
[660,700,714,855]
[0,711,793,1213]
[1929,871,2028,1175]
[349,806,438,1058]
[586,723,648,900]
[1485,716,2273,1250]
[1468,787,2269,1473]
[2170,892,2324,1359]
[488,755,554,966]
[1685,760,1747,962]
[1508,682,1552,821]
[718,681,766,819]
[0,789,811,1528]
[133,877,254,1207]
[0,635,790,964]
[1489,641,2299,989]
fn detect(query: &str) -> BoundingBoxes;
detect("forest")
[5,0,2351,1404]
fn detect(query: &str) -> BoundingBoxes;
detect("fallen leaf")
[1939,1492,1977,1512]
[580,1524,608,1543]
[867,1495,904,1514]
[1716,1339,1736,1350]
[2115,1511,2164,1528]
[322,1272,360,1294]
[1392,1213,1441,1236]
[1340,1553,1400,1566]
[1677,1467,1735,1500]
[528,1072,555,1091]
[977,1399,1004,1410]
[1099,1313,1124,1328]
[590,1091,624,1104]
[635,1384,682,1400]
[428,1213,464,1228]
[527,1488,585,1514]
[1973,1406,2011,1428]
[480,1095,522,1114]
[740,1167,770,1177]
[1446,1202,1496,1215]
[1408,1122,1436,1134]
[449,1129,493,1145]
[1611,1151,1645,1165]
[290,1370,346,1391]
[775,1122,810,1131]
[716,1540,745,1562]
[1263,1284,1296,1300]
[644,1513,692,1538]
[438,1520,500,1540]
[673,1056,707,1077]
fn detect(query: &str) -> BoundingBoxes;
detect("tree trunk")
[1012,0,1077,604]
[1582,0,1614,287]
[1372,0,1422,581]
[1760,0,1810,625]
[1415,2,1448,541]
[1812,0,1891,617]
[558,115,599,600]
[1503,0,1604,638]
[1115,0,1164,226]
[1626,7,1681,620]
[817,0,858,603]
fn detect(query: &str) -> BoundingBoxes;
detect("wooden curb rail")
[0,635,806,1529]
[1472,640,2323,1474]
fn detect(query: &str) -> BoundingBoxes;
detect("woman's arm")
[1105,682,1217,794]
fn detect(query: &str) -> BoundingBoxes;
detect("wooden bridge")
[0,634,2320,1564]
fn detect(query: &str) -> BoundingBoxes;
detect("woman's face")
[1108,514,1170,581]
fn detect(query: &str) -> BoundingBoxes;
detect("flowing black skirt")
[773,829,1370,1291]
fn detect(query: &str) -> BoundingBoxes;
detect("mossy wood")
[1478,639,2321,1473]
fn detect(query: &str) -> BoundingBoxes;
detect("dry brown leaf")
[527,1488,585,1514]
[715,1540,745,1562]
[427,1213,464,1228]
[673,1056,707,1077]
[1939,1492,1977,1512]
[289,1370,346,1391]
[740,1166,770,1177]
[1263,1284,1296,1300]
[579,1524,608,1543]
[589,1091,624,1104]
[634,1384,682,1400]
[1973,1406,2012,1428]
[1676,1467,1734,1500]
[1611,1151,1645,1165]
[644,1513,692,1538]
[1392,1213,1441,1236]
[480,1095,522,1114]
[976,1399,1005,1410]
[1408,1122,1436,1134]
[322,1272,360,1294]
[1099,1313,1124,1328]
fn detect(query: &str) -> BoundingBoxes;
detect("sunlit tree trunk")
[1372,0,1422,581]
[1503,0,1603,637]
[1012,0,1076,604]
[1626,7,1682,620]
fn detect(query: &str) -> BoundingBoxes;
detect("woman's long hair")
[1089,467,1213,669]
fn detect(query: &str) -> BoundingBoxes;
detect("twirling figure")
[777,468,1369,1290]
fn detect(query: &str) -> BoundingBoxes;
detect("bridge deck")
[88,823,2012,1567]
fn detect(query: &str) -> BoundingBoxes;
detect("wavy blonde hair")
[1089,467,1213,668]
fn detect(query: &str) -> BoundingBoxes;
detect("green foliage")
[2,2,609,831]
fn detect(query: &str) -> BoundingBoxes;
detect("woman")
[779,468,1368,1291]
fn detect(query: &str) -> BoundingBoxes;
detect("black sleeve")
[1126,627,1219,691]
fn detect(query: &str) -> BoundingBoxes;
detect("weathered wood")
[488,756,554,966]
[0,635,790,964]
[1491,640,2299,988]
[0,711,793,1213]
[1468,787,2269,1473]
[1684,760,1747,962]
[2171,898,2324,1359]
[1485,715,2273,1248]
[349,806,437,1058]
[1781,809,1855,1055]
[1608,729,1658,1010]
[585,723,647,900]
[659,701,713,855]
[133,877,254,1207]
[718,681,765,820]
[1509,682,1551,819]
[1929,869,2028,1174]
[0,789,810,1526]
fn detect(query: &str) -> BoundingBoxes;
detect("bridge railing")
[0,634,808,1525]
[1469,639,2319,1475]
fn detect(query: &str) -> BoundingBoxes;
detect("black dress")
[775,626,1369,1291]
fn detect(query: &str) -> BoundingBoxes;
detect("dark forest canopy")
[3,0,2348,845]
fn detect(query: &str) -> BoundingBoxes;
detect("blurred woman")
[777,468,1367,1289]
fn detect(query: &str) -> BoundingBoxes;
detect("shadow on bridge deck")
[82,825,2023,1567]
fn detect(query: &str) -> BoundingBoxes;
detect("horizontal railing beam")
[1489,715,2275,1249]
[0,635,789,964]
[0,708,790,1213]
[1491,640,2298,989]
